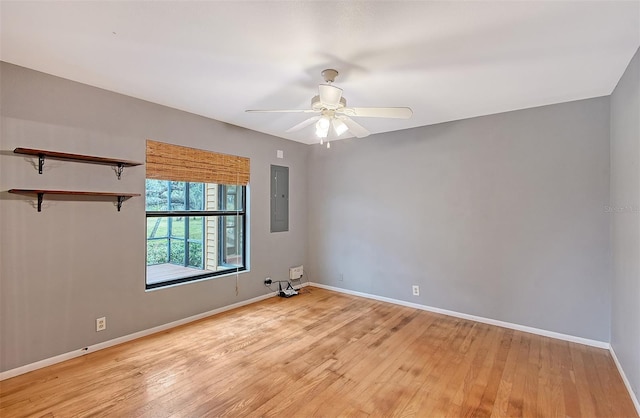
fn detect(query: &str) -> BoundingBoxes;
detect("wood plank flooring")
[0,287,637,417]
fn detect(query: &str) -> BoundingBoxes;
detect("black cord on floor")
[293,275,311,294]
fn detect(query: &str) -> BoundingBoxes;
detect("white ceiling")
[1,1,639,145]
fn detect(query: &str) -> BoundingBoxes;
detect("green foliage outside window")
[146,180,205,268]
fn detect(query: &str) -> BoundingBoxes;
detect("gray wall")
[1,56,632,377]
[308,97,612,342]
[0,62,308,372]
[610,47,640,402]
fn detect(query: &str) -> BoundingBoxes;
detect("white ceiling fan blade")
[318,84,343,108]
[286,115,321,133]
[339,107,413,119]
[340,116,370,138]
[246,109,318,113]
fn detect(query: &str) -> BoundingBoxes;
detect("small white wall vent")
[289,265,303,281]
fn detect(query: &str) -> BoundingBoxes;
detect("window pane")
[147,238,169,265]
[169,217,185,239]
[219,185,243,211]
[147,217,169,239]
[222,215,243,266]
[226,228,235,247]
[169,239,185,265]
[148,181,244,213]
[169,181,186,210]
[188,216,204,240]
[188,241,203,269]
[145,179,169,211]
[188,183,204,210]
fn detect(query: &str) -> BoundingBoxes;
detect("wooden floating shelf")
[8,189,141,212]
[13,147,143,179]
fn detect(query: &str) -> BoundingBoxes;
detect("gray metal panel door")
[271,165,289,232]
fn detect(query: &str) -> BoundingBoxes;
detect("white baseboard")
[309,282,610,349]
[610,346,640,415]
[0,290,280,381]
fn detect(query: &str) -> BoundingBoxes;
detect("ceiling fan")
[246,69,413,148]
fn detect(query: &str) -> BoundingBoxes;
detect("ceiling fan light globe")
[332,118,349,136]
[315,117,330,138]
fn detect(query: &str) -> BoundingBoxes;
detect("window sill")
[145,266,249,291]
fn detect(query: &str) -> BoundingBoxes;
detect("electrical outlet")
[264,277,272,286]
[339,273,344,282]
[412,285,420,296]
[96,317,106,332]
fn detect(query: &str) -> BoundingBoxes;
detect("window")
[145,140,250,289]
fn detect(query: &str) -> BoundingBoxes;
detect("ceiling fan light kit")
[246,69,413,148]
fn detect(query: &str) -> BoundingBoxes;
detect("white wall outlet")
[339,273,344,282]
[277,150,284,159]
[96,317,106,332]
[412,285,420,296]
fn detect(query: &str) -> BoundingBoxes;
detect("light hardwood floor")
[0,287,637,417]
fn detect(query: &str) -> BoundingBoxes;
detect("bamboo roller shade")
[146,140,250,185]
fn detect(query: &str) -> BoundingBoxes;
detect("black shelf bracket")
[38,154,45,174]
[117,196,125,211]
[115,163,124,180]
[37,193,44,212]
